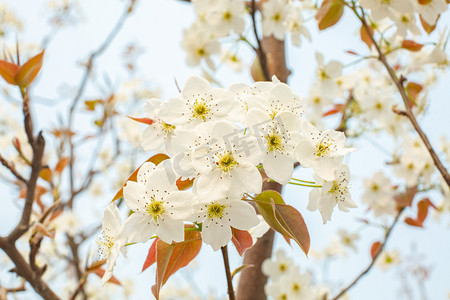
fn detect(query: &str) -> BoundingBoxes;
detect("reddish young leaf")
[111,153,170,202]
[394,187,417,209]
[322,108,340,117]
[405,217,423,227]
[360,25,374,48]
[270,199,310,256]
[176,177,194,190]
[370,241,382,259]
[0,60,19,85]
[316,0,345,31]
[128,116,154,125]
[92,268,121,285]
[86,259,106,272]
[255,191,310,256]
[231,228,253,256]
[142,238,159,272]
[15,50,45,87]
[151,226,202,299]
[420,14,438,34]
[55,157,69,174]
[406,82,423,102]
[346,50,359,56]
[401,40,424,52]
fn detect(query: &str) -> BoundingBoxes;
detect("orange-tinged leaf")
[394,187,416,209]
[231,228,253,256]
[142,238,159,272]
[405,217,423,227]
[255,191,310,256]
[370,241,382,259]
[39,168,52,182]
[360,25,374,48]
[406,82,423,102]
[323,108,340,117]
[128,116,154,125]
[420,14,438,34]
[0,60,19,85]
[417,199,429,223]
[151,226,202,299]
[315,0,345,31]
[92,268,121,285]
[231,264,253,280]
[176,177,194,191]
[401,40,424,52]
[15,50,45,87]
[55,157,69,174]
[84,99,104,111]
[35,185,47,212]
[418,0,432,5]
[111,153,170,202]
[86,259,106,272]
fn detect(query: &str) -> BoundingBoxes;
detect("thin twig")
[250,0,270,81]
[67,1,135,208]
[331,208,404,300]
[221,245,236,300]
[354,6,450,187]
[0,153,27,184]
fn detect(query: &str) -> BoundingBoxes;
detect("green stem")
[288,182,322,188]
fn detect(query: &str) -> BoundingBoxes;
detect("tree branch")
[221,245,235,300]
[250,0,270,81]
[0,153,27,184]
[355,7,450,187]
[330,208,404,300]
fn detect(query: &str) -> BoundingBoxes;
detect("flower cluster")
[98,75,356,283]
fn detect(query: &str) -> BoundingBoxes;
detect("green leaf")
[315,0,345,31]
[255,191,310,256]
[151,226,202,299]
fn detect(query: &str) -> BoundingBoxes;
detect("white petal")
[159,96,190,125]
[196,170,230,202]
[182,75,211,97]
[202,220,232,251]
[141,126,165,151]
[226,200,259,230]
[166,191,195,220]
[137,162,157,184]
[123,181,146,212]
[230,163,262,197]
[156,219,185,243]
[263,152,294,185]
[102,203,122,236]
[122,213,156,243]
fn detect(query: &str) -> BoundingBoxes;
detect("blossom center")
[145,200,165,221]
[217,152,238,172]
[292,283,301,292]
[223,11,232,20]
[161,122,176,134]
[192,100,210,120]
[207,203,226,218]
[266,133,283,152]
[97,234,114,258]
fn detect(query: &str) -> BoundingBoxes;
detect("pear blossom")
[247,111,302,184]
[376,249,402,270]
[181,23,220,68]
[159,75,234,128]
[285,6,311,47]
[206,0,245,36]
[308,164,357,223]
[193,196,259,250]
[362,171,397,217]
[359,0,414,21]
[262,0,288,40]
[337,229,360,251]
[174,121,263,200]
[141,98,177,152]
[262,249,295,280]
[392,12,420,37]
[393,153,426,186]
[97,203,125,284]
[315,52,343,97]
[295,122,355,181]
[122,164,194,244]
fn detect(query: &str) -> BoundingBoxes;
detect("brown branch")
[355,8,450,187]
[330,208,404,300]
[336,90,354,133]
[250,0,270,81]
[0,237,60,300]
[20,88,35,147]
[221,245,236,300]
[0,153,27,184]
[8,132,45,242]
